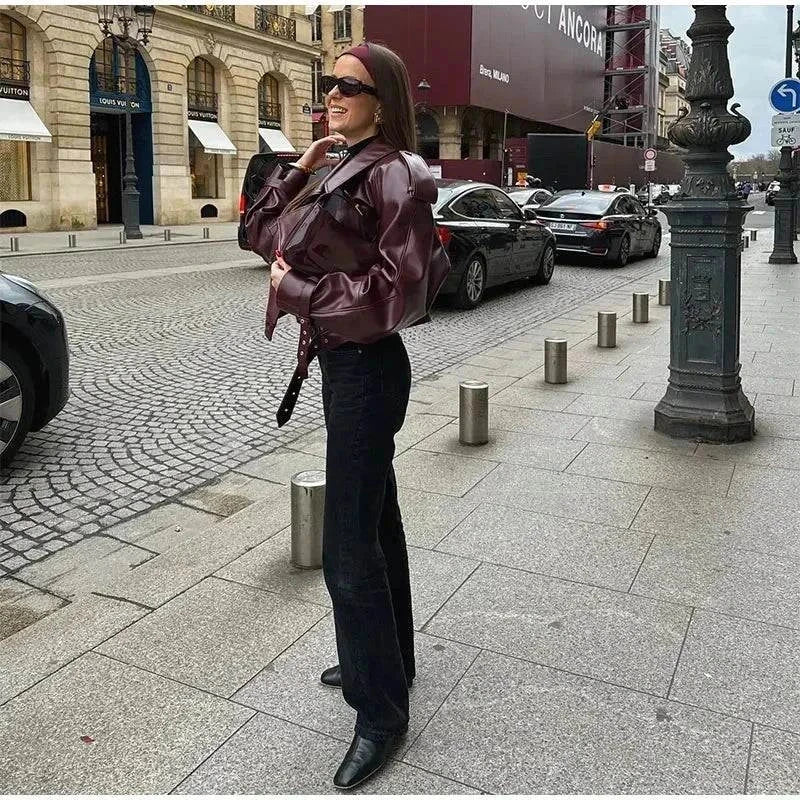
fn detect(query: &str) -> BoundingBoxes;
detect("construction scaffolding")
[601,5,659,149]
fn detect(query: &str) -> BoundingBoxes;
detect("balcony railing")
[185,5,236,22]
[0,57,30,86]
[188,88,219,112]
[255,8,296,40]
[258,100,282,123]
[95,71,138,96]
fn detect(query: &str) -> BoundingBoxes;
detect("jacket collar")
[321,138,397,194]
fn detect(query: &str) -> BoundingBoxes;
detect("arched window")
[258,74,281,124]
[0,13,27,83]
[92,36,136,94]
[416,112,439,160]
[187,57,216,112]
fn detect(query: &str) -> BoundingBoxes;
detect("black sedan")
[0,273,69,465]
[434,179,557,309]
[504,187,555,220]
[535,190,661,266]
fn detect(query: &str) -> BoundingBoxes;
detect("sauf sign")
[522,5,605,57]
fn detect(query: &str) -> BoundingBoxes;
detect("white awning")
[258,127,298,155]
[0,99,52,143]
[187,119,237,155]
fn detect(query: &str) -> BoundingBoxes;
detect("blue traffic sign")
[770,79,800,112]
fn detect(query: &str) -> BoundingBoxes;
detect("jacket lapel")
[321,139,397,194]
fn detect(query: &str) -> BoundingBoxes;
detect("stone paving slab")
[464,463,649,527]
[0,578,66,640]
[747,725,800,793]
[414,422,586,472]
[0,593,146,706]
[423,562,689,695]
[233,448,326,485]
[0,651,253,794]
[178,472,282,517]
[487,383,581,412]
[670,610,800,734]
[489,404,591,438]
[393,449,498,497]
[402,650,750,794]
[173,710,481,795]
[435,502,652,592]
[560,394,657,424]
[631,537,800,628]
[232,614,480,761]
[566,442,734,496]
[572,415,698,454]
[97,576,328,697]
[697,433,800,471]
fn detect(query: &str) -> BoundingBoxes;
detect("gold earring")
[374,109,382,125]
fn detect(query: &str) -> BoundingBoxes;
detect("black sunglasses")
[321,75,378,98]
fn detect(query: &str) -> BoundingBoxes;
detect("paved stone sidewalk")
[0,221,238,258]
[2,229,800,793]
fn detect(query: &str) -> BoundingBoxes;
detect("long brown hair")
[284,41,416,212]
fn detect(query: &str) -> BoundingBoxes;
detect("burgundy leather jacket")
[245,138,452,383]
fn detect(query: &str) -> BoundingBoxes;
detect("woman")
[245,42,450,790]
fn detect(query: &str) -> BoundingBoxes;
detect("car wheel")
[648,228,662,258]
[532,243,556,285]
[0,345,35,467]
[454,255,486,309]
[608,234,631,267]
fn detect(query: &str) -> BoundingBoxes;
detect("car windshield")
[540,193,613,213]
[506,189,535,203]
[435,187,457,210]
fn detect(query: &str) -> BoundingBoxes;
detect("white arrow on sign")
[779,83,798,106]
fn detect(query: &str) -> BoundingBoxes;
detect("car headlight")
[4,273,57,306]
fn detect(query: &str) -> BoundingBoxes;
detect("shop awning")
[258,127,298,155]
[0,99,52,142]
[187,119,237,155]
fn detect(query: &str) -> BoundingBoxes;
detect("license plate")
[548,222,576,232]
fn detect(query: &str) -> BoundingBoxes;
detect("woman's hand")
[297,133,348,172]
[271,252,291,292]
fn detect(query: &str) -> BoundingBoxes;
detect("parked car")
[434,179,557,309]
[504,186,555,219]
[0,272,69,465]
[535,189,662,266]
[766,180,781,206]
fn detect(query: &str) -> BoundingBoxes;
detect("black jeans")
[318,333,415,742]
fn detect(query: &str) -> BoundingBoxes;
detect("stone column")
[438,107,462,160]
[654,5,755,443]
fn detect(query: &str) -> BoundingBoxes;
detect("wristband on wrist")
[288,161,314,175]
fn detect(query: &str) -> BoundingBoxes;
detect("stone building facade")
[0,4,319,231]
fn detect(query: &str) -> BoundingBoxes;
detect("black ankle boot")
[320,664,414,689]
[332,732,401,790]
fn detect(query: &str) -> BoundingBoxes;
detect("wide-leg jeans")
[318,332,415,742]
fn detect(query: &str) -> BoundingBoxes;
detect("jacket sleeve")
[244,163,309,264]
[276,157,438,342]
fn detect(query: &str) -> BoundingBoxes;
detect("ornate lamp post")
[96,5,156,240]
[654,5,755,443]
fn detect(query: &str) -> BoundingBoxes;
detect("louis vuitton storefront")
[0,4,317,232]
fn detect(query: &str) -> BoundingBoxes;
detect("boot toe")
[332,734,398,790]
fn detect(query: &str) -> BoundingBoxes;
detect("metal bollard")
[119,230,127,245]
[290,470,325,569]
[632,293,649,323]
[597,311,617,348]
[10,236,19,252]
[67,233,77,248]
[749,228,758,242]
[163,229,171,242]
[658,279,671,306]
[459,380,489,445]
[544,338,568,384]
[202,226,210,239]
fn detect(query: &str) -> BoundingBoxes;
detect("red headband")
[338,43,375,82]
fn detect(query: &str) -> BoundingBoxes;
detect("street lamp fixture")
[417,78,431,91]
[95,4,156,240]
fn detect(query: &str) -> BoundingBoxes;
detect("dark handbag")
[278,187,378,277]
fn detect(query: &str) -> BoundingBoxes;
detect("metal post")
[632,292,649,323]
[290,470,325,569]
[10,237,19,252]
[544,338,567,384]
[459,381,489,445]
[743,233,749,248]
[119,230,127,245]
[655,5,754,443]
[121,98,143,240]
[597,311,617,348]
[163,229,171,242]
[202,226,210,239]
[658,279,671,306]
[749,228,757,241]
[500,108,508,186]
[67,234,76,248]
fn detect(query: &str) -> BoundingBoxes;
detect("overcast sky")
[659,4,785,159]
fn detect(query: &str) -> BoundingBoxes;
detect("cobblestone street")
[0,235,673,573]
